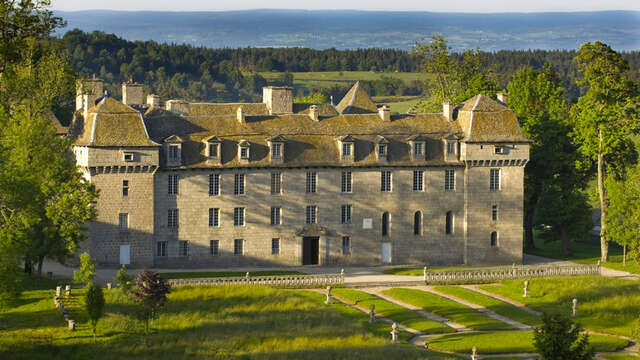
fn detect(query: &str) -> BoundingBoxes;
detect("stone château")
[68,79,530,268]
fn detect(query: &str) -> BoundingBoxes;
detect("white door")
[381,242,391,264]
[120,245,131,265]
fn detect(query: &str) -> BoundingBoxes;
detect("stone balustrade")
[423,264,600,284]
[167,273,344,287]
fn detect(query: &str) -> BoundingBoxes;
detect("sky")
[52,0,640,13]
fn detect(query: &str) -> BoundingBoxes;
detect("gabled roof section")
[376,135,390,144]
[445,133,460,140]
[460,94,508,112]
[204,135,221,143]
[73,97,158,147]
[238,139,250,147]
[337,135,356,142]
[407,134,428,142]
[293,103,338,117]
[268,135,287,143]
[336,82,378,115]
[47,111,68,136]
[458,94,529,143]
[164,134,184,143]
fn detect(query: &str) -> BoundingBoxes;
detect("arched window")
[382,212,390,236]
[414,211,422,235]
[445,211,453,235]
[490,232,498,247]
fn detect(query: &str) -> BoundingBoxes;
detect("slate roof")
[335,82,378,114]
[47,111,68,136]
[457,95,529,143]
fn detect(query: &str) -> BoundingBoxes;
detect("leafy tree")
[533,312,594,360]
[571,41,639,262]
[115,265,134,293]
[85,282,105,341]
[73,252,96,287]
[130,269,171,336]
[606,164,640,265]
[294,92,328,103]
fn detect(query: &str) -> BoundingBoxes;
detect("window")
[209,174,220,196]
[341,171,352,193]
[123,152,134,162]
[445,169,455,191]
[380,171,392,192]
[490,232,498,247]
[118,213,129,230]
[271,143,282,158]
[234,207,245,226]
[156,241,167,257]
[341,204,352,224]
[413,142,424,156]
[492,205,498,221]
[168,145,180,161]
[306,172,317,193]
[271,238,280,255]
[209,208,220,227]
[306,205,317,224]
[447,142,456,155]
[271,207,281,225]
[122,180,129,197]
[445,211,453,235]
[271,172,281,195]
[382,212,390,236]
[234,173,245,195]
[208,143,218,158]
[494,146,504,154]
[342,142,352,157]
[378,144,387,157]
[490,169,501,191]
[210,240,219,256]
[168,209,178,229]
[414,211,422,235]
[342,236,351,255]
[413,170,424,192]
[179,240,189,256]
[240,146,249,159]
[234,239,244,255]
[168,175,179,195]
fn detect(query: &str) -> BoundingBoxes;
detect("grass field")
[158,270,305,279]
[260,71,428,84]
[332,288,453,334]
[382,288,514,331]
[432,286,542,327]
[601,354,640,360]
[479,276,640,337]
[1,284,462,360]
[427,331,628,354]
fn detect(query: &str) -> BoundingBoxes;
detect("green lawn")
[1,284,466,360]
[382,288,514,331]
[372,96,422,114]
[478,276,640,337]
[332,288,453,334]
[427,331,628,354]
[602,355,640,360]
[432,286,542,327]
[384,266,511,276]
[158,270,305,279]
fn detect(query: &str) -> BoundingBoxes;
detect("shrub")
[115,265,133,293]
[73,252,96,287]
[85,282,105,340]
[533,312,594,360]
[129,269,171,336]
[0,258,22,307]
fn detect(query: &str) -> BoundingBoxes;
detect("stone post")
[56,286,62,298]
[68,319,75,331]
[390,322,398,343]
[572,298,578,317]
[423,266,427,282]
[107,282,112,289]
[471,346,478,360]
[65,285,71,296]
[523,280,529,298]
[245,272,250,279]
[369,304,375,323]
[325,286,332,305]
[341,268,345,278]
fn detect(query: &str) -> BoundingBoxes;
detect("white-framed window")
[342,142,353,157]
[168,174,179,195]
[445,169,455,191]
[447,142,456,155]
[341,171,352,193]
[208,143,219,158]
[380,171,392,192]
[494,146,504,154]
[168,145,180,162]
[234,239,244,255]
[271,238,280,255]
[490,169,501,191]
[210,240,219,256]
[179,240,189,257]
[118,213,129,230]
[233,207,245,226]
[491,231,498,247]
[271,207,281,225]
[271,172,281,195]
[271,143,282,158]
[168,209,178,229]
[123,152,134,162]
[341,204,352,224]
[413,170,424,192]
[156,241,167,257]
[378,144,387,157]
[234,173,245,195]
[492,205,498,221]
[122,179,129,197]
[209,174,220,196]
[209,208,220,227]
[306,172,317,193]
[239,146,249,159]
[306,205,317,224]
[342,236,351,255]
[413,142,424,156]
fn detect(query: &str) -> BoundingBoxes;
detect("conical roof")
[335,82,378,114]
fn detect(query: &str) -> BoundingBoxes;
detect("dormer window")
[338,135,355,163]
[268,135,286,164]
[272,143,282,158]
[163,135,183,167]
[123,152,134,162]
[238,140,250,164]
[342,142,352,157]
[407,135,427,161]
[169,145,179,161]
[204,136,222,165]
[448,142,457,155]
[444,134,459,163]
[378,144,387,157]
[414,142,424,157]
[375,135,390,162]
[208,143,219,158]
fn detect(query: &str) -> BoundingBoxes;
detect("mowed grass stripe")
[331,288,452,334]
[382,288,514,331]
[427,331,629,354]
[432,286,542,327]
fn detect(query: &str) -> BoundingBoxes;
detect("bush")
[73,252,96,287]
[533,312,594,360]
[115,265,133,293]
[0,258,22,307]
[85,282,105,340]
[130,269,171,336]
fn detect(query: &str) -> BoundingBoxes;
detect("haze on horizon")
[53,0,640,13]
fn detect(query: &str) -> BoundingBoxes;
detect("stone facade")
[70,80,529,268]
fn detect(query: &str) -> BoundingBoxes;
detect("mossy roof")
[189,103,269,116]
[47,111,68,136]
[457,95,529,143]
[293,103,339,117]
[335,82,378,114]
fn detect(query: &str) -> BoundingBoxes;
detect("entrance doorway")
[381,242,391,264]
[302,237,319,265]
[119,245,131,265]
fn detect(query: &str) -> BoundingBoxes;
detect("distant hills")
[54,9,640,51]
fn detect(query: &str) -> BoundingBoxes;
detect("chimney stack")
[443,102,454,121]
[147,94,160,108]
[263,86,293,114]
[76,78,104,120]
[122,82,143,106]
[237,106,245,124]
[378,105,391,122]
[309,105,319,122]
[497,92,507,104]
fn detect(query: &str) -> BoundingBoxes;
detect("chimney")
[165,100,189,115]
[122,82,143,106]
[497,92,507,104]
[237,106,245,124]
[76,78,104,120]
[443,102,454,121]
[309,105,319,122]
[147,94,160,108]
[262,86,293,114]
[378,105,391,122]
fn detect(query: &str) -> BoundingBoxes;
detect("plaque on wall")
[362,218,372,229]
